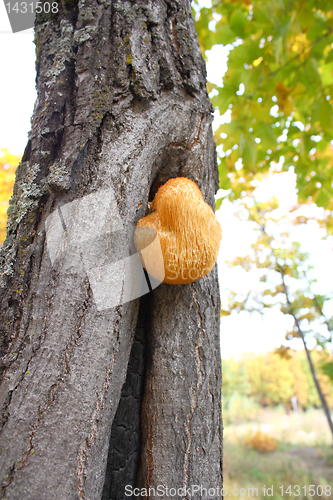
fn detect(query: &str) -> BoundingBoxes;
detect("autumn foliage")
[195,0,333,208]
[244,429,277,453]
[222,350,333,414]
[0,149,20,246]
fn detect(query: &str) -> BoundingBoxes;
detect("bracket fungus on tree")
[134,177,222,285]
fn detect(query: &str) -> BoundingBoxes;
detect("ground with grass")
[223,408,333,499]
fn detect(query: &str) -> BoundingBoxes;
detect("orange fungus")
[134,177,222,285]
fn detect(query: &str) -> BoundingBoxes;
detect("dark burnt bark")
[102,296,148,500]
[0,1,223,499]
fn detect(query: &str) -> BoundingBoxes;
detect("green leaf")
[229,9,247,38]
[213,23,236,46]
[242,139,258,170]
[215,197,223,210]
[305,58,321,85]
[320,62,333,86]
[306,20,326,41]
[212,87,235,114]
[315,187,332,208]
[319,98,333,132]
[255,121,278,146]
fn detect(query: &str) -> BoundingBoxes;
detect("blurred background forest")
[1,0,333,497]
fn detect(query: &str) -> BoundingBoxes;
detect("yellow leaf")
[253,56,263,67]
[274,81,293,116]
[220,309,231,317]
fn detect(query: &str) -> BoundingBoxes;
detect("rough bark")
[0,1,223,499]
[138,273,223,499]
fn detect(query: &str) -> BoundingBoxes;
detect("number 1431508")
[5,2,59,14]
[279,485,331,496]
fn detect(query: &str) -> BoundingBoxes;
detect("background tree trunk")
[0,1,223,499]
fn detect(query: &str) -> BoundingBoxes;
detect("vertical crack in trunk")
[102,295,149,500]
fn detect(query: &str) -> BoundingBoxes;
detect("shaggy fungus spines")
[134,177,222,285]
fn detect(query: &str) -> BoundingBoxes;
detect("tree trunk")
[294,318,333,439]
[281,274,333,440]
[0,1,223,499]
